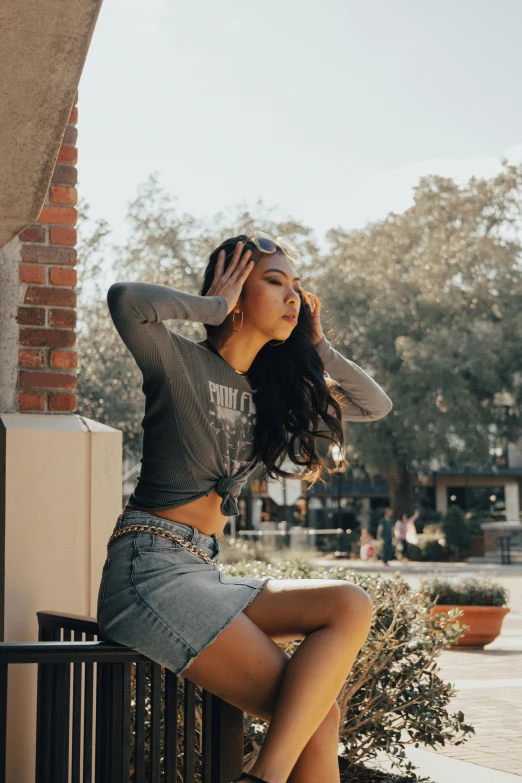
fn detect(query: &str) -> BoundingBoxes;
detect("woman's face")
[239,250,303,341]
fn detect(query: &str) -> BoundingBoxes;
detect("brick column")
[17,96,78,414]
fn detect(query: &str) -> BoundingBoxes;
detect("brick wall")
[16,97,78,413]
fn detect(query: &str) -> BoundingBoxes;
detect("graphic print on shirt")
[208,381,257,472]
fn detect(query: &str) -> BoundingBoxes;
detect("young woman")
[97,234,393,783]
[394,508,420,559]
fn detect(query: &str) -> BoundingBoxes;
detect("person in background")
[376,507,394,565]
[394,508,420,560]
[406,508,420,546]
[291,507,304,526]
[359,528,375,561]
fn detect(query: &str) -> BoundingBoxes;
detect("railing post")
[134,662,147,781]
[52,663,71,783]
[202,689,213,783]
[164,670,178,783]
[184,680,197,783]
[108,662,131,783]
[0,664,7,783]
[95,661,112,783]
[83,632,95,783]
[210,695,244,783]
[36,621,59,783]
[149,662,161,783]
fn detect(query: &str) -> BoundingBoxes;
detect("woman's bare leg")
[244,579,372,783]
[286,700,342,783]
[183,579,373,783]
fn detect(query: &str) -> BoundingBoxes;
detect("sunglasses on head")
[245,234,300,263]
[217,233,300,263]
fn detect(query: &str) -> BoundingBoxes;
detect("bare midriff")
[123,489,227,537]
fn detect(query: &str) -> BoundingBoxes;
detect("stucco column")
[0,412,122,782]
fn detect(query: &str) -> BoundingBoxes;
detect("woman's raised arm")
[107,281,228,379]
[314,335,393,422]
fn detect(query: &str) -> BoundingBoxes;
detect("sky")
[78,0,522,257]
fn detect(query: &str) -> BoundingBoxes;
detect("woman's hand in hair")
[206,241,255,315]
[302,290,324,346]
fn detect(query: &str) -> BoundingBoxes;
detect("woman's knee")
[329,582,374,632]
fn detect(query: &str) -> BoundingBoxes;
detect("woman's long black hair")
[199,235,348,488]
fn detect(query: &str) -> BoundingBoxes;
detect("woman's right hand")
[206,241,255,315]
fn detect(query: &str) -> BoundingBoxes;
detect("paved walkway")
[311,557,522,779]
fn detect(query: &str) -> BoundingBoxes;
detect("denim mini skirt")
[96,510,273,675]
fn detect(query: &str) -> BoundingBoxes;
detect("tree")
[316,161,522,516]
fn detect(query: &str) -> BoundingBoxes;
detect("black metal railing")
[0,611,244,783]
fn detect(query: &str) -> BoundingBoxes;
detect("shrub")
[404,542,423,561]
[218,535,272,564]
[419,575,509,607]
[404,534,449,562]
[220,557,474,781]
[421,540,447,562]
[442,506,472,559]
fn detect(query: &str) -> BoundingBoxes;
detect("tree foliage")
[316,162,522,512]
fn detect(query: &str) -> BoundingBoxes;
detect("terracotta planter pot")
[430,605,510,648]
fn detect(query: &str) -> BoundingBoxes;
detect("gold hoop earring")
[268,339,286,346]
[232,310,243,333]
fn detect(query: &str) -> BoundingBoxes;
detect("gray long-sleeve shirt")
[107,281,392,516]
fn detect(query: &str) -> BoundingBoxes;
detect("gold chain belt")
[107,523,216,566]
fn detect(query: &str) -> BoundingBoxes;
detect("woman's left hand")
[302,290,324,345]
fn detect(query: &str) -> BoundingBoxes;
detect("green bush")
[442,506,473,559]
[421,540,448,562]
[218,535,272,564]
[404,534,449,562]
[419,575,509,607]
[220,557,474,781]
[404,542,423,561]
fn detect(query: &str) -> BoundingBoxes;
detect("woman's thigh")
[242,578,374,643]
[182,607,290,721]
[182,578,372,720]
